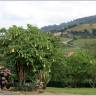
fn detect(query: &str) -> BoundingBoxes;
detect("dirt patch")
[0,88,54,95]
[0,88,80,95]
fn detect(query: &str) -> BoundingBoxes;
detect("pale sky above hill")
[0,1,96,28]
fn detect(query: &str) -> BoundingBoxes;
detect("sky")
[1,1,96,28]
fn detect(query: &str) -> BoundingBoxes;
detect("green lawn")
[73,38,96,47]
[60,37,71,42]
[46,87,96,95]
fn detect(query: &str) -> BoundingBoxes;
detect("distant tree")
[0,28,7,32]
[64,50,92,87]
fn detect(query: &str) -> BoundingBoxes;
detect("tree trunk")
[16,63,25,87]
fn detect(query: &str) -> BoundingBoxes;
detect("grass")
[46,87,96,95]
[60,38,96,56]
[72,38,96,55]
[60,37,71,42]
[65,23,96,32]
[73,38,96,47]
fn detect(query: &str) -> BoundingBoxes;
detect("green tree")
[87,58,96,87]
[64,50,92,87]
[1,24,56,89]
[50,49,93,88]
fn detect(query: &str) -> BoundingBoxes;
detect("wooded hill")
[41,15,96,32]
[41,15,96,38]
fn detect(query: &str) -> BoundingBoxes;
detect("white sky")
[0,1,96,28]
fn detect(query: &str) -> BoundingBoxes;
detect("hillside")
[65,23,96,32]
[41,15,96,32]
